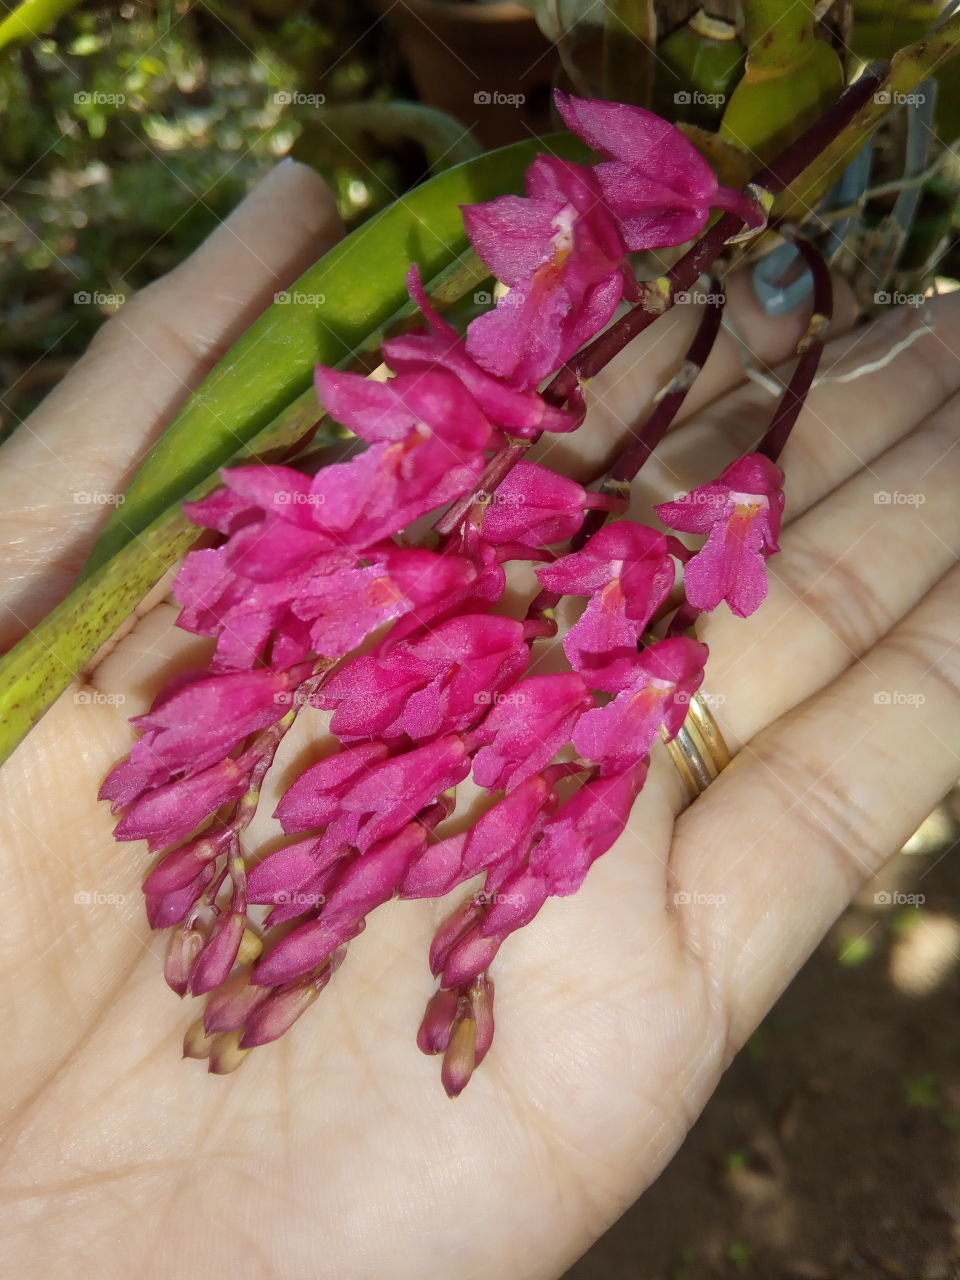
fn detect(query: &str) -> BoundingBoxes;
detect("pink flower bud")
[189,911,247,996]
[239,951,345,1048]
[143,835,224,900]
[470,673,592,792]
[417,988,461,1054]
[165,918,205,997]
[149,861,216,931]
[440,924,503,990]
[203,968,269,1035]
[113,755,250,853]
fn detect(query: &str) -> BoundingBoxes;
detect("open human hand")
[0,160,957,1279]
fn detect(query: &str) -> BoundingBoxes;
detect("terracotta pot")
[379,0,559,149]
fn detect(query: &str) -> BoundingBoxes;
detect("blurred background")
[1,2,959,1274]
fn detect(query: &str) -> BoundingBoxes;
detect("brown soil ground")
[564,793,960,1280]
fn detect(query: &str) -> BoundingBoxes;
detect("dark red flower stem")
[433,439,529,538]
[575,282,725,548]
[754,232,834,463]
[544,63,885,405]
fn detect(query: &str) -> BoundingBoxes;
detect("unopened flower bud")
[165,919,204,997]
[240,949,345,1048]
[469,974,495,1065]
[208,1030,251,1075]
[203,967,269,1035]
[236,925,263,965]
[189,911,246,995]
[428,899,484,976]
[416,988,461,1054]
[441,1015,477,1098]
[143,836,223,899]
[147,862,216,930]
[182,1015,214,1060]
[239,980,322,1049]
[441,924,502,990]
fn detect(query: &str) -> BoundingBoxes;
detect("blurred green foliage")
[0,0,419,428]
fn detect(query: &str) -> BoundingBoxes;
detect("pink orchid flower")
[554,91,764,250]
[463,155,637,388]
[655,453,785,617]
[537,521,680,692]
[573,636,708,773]
[383,267,581,436]
[529,762,648,895]
[469,672,594,792]
[99,664,311,808]
[475,460,623,552]
[317,613,529,742]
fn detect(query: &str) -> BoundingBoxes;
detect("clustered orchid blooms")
[100,91,816,1095]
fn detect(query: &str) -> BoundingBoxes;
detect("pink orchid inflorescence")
[101,92,795,1094]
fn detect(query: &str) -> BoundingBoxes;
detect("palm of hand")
[1,165,958,1279]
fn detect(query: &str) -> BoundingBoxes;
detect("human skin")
[0,159,957,1279]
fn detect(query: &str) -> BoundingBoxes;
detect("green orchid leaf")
[0,406,343,772]
[83,131,587,576]
[0,0,82,52]
[0,132,587,768]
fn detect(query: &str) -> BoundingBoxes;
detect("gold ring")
[661,691,732,802]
